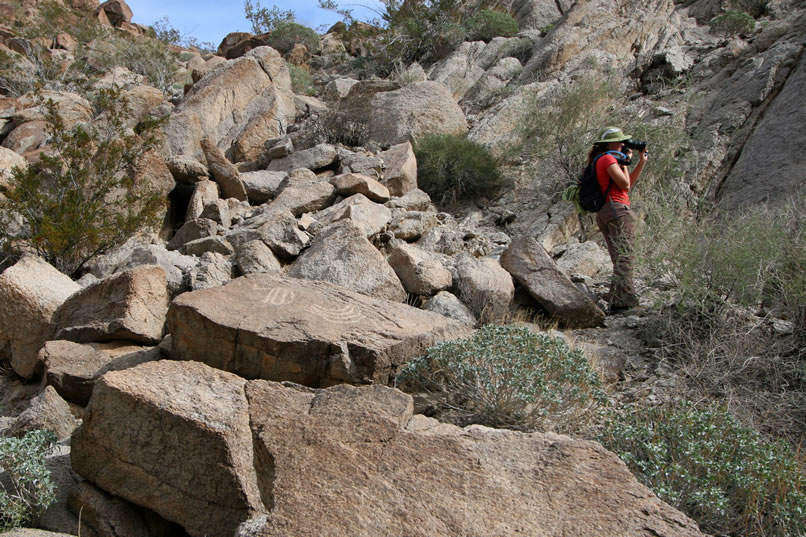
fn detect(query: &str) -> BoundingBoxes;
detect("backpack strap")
[592,153,614,202]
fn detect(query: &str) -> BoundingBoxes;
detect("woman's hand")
[639,148,648,163]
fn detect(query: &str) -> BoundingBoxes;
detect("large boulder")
[500,236,605,328]
[71,360,264,537]
[387,240,453,296]
[166,273,469,386]
[452,253,514,324]
[7,385,80,441]
[72,360,707,537]
[367,81,468,146]
[53,265,170,345]
[200,137,248,201]
[0,255,81,378]
[289,220,406,302]
[226,208,310,258]
[309,193,392,239]
[162,47,295,163]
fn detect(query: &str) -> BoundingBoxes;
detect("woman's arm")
[629,149,648,185]
[606,163,632,190]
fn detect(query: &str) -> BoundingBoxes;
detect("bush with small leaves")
[0,88,166,278]
[599,402,806,537]
[711,10,756,35]
[244,0,296,34]
[415,133,509,205]
[0,429,57,531]
[396,325,605,432]
[301,109,370,148]
[265,21,321,55]
[287,62,317,96]
[464,9,519,42]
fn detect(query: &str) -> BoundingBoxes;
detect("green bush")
[396,325,605,432]
[87,33,182,95]
[711,10,756,35]
[464,9,519,42]
[287,62,317,96]
[0,429,57,531]
[599,402,806,537]
[265,21,321,55]
[0,89,166,278]
[415,133,509,204]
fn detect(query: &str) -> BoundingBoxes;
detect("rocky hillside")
[0,0,804,536]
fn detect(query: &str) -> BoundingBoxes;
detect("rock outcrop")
[71,360,708,537]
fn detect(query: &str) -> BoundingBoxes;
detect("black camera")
[624,139,648,152]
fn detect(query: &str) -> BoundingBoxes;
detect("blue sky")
[127,0,384,48]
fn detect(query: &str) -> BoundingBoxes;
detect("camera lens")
[625,139,647,152]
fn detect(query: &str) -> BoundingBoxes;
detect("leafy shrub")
[635,197,805,441]
[396,325,605,432]
[265,21,321,55]
[415,133,509,204]
[464,9,519,42]
[86,33,182,95]
[0,429,57,530]
[244,0,295,34]
[0,89,166,278]
[711,10,756,35]
[287,62,317,96]
[599,402,806,537]
[509,76,622,194]
[303,110,369,147]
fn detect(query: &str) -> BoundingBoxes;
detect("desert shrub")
[396,325,605,432]
[303,109,369,147]
[244,0,296,34]
[89,33,181,95]
[415,133,508,204]
[464,9,519,42]
[287,62,317,96]
[0,429,57,530]
[150,17,215,52]
[635,197,806,440]
[265,21,321,55]
[509,76,622,193]
[0,89,166,278]
[599,402,806,537]
[711,10,756,35]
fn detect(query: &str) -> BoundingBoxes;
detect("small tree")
[244,0,296,34]
[0,88,165,278]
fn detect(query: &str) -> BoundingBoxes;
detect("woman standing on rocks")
[588,127,648,314]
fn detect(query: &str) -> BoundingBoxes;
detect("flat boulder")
[71,360,264,537]
[309,193,392,239]
[500,236,605,328]
[166,272,469,386]
[53,265,170,345]
[42,340,161,405]
[0,254,81,378]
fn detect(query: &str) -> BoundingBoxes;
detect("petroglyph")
[259,286,296,306]
[310,303,366,324]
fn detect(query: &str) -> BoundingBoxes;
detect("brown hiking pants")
[596,202,639,308]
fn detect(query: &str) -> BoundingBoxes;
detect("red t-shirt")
[595,153,630,206]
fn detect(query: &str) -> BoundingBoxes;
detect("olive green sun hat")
[596,126,631,143]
